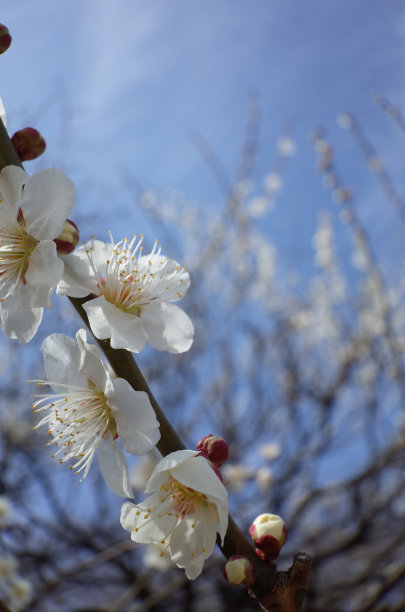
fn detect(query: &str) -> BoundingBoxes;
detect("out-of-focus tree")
[1,95,405,612]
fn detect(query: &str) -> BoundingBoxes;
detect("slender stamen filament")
[0,214,39,290]
[31,379,116,481]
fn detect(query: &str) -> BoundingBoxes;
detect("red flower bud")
[197,434,229,467]
[54,219,79,254]
[11,128,46,161]
[249,513,288,561]
[0,24,11,55]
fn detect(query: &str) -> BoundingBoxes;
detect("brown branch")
[250,553,312,612]
[0,600,13,612]
[0,110,311,612]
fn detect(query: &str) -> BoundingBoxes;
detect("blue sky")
[2,1,405,271]
[1,0,405,529]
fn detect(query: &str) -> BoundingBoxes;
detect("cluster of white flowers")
[0,164,229,581]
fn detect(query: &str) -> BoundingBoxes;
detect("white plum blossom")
[31,329,160,497]
[57,235,194,354]
[121,450,228,579]
[0,165,75,342]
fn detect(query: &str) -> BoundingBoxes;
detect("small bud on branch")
[0,24,11,54]
[197,433,229,467]
[11,127,46,161]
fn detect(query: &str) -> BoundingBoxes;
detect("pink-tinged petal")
[57,249,97,297]
[97,437,133,498]
[83,296,114,340]
[107,380,160,455]
[0,165,26,209]
[146,450,197,492]
[0,288,42,343]
[75,329,108,390]
[25,241,63,308]
[141,302,194,354]
[41,333,85,389]
[21,168,76,240]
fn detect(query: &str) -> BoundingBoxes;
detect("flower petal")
[169,515,214,579]
[121,495,178,542]
[140,255,190,301]
[0,287,42,343]
[85,296,148,352]
[25,241,63,308]
[97,437,133,498]
[82,296,114,339]
[141,302,194,354]
[57,249,96,297]
[41,333,85,389]
[171,454,228,502]
[107,380,160,455]
[0,165,26,209]
[146,450,197,492]
[75,328,108,390]
[21,168,76,240]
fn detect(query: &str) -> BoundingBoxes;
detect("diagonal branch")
[0,116,311,612]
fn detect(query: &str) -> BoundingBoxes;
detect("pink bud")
[223,555,254,586]
[249,513,288,561]
[54,219,80,254]
[11,128,46,161]
[197,434,229,467]
[0,24,11,54]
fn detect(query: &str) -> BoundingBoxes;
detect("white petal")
[140,255,190,300]
[25,241,63,308]
[0,165,26,208]
[86,240,113,276]
[184,560,207,580]
[141,302,194,354]
[85,297,148,352]
[83,296,113,339]
[21,168,76,240]
[57,249,96,297]
[107,380,160,455]
[172,455,228,503]
[146,450,197,492]
[75,328,107,390]
[121,495,178,542]
[0,288,42,343]
[59,240,111,297]
[41,333,86,389]
[169,516,213,579]
[97,437,133,498]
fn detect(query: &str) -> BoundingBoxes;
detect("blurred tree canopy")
[1,97,405,611]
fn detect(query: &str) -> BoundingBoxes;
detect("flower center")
[84,235,184,315]
[31,379,116,481]
[0,209,39,287]
[168,476,209,516]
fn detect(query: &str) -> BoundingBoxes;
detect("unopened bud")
[197,434,229,467]
[249,513,287,561]
[223,555,254,586]
[0,25,11,54]
[11,128,46,161]
[54,219,79,254]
